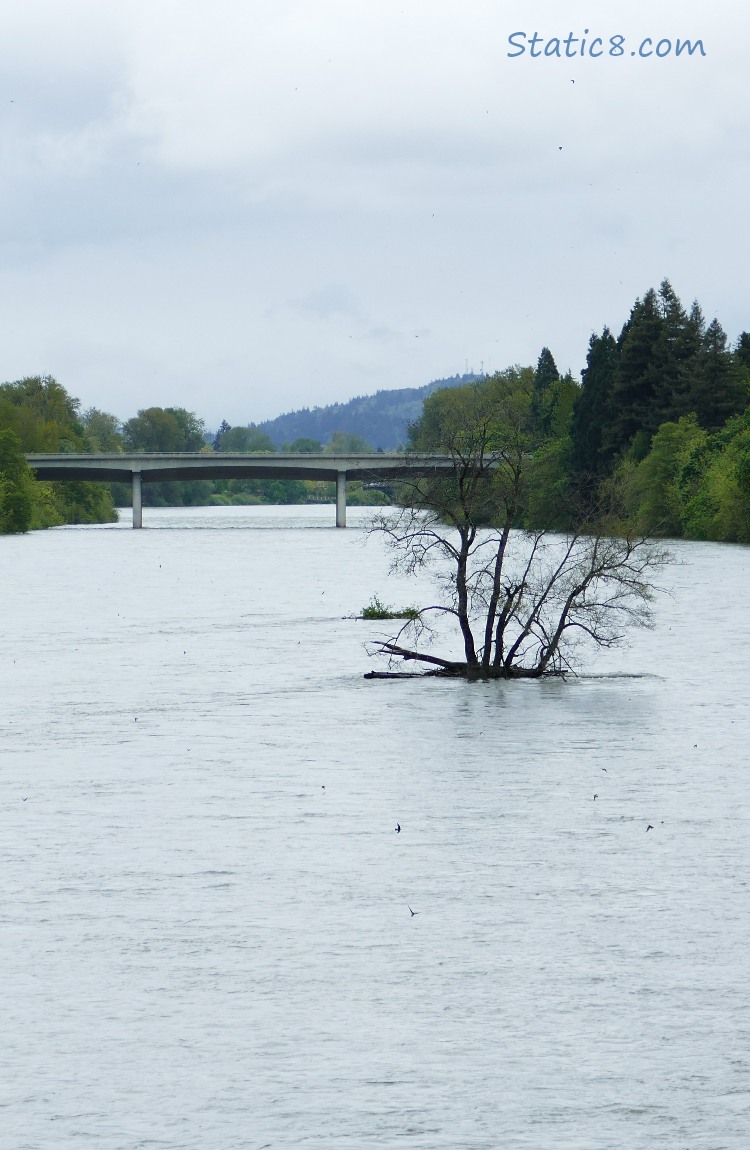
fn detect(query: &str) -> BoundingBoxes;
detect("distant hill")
[257,374,483,451]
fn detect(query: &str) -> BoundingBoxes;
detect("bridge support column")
[132,472,143,529]
[336,472,346,528]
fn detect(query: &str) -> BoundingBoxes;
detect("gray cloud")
[0,0,746,426]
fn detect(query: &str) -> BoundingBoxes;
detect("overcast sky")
[0,1,745,428]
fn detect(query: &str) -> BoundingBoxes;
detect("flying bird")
[408,906,419,917]
[646,824,654,832]
[395,823,401,833]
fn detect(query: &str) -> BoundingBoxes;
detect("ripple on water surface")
[1,508,749,1148]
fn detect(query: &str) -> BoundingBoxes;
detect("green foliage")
[119,406,208,506]
[736,332,750,371]
[0,377,118,528]
[682,318,749,431]
[408,365,581,533]
[0,486,33,533]
[0,375,85,452]
[680,412,750,543]
[247,479,308,503]
[49,480,119,525]
[570,328,619,478]
[523,436,576,531]
[651,284,704,424]
[325,431,374,453]
[534,371,578,444]
[531,347,560,434]
[407,366,538,529]
[28,482,65,529]
[0,429,34,533]
[607,287,664,456]
[360,595,419,620]
[214,424,275,453]
[573,281,750,471]
[81,408,124,452]
[4,274,749,539]
[123,407,206,452]
[213,420,231,449]
[567,281,750,541]
[410,367,535,451]
[283,437,324,453]
[613,410,750,543]
[346,484,389,506]
[617,415,708,536]
[375,367,669,677]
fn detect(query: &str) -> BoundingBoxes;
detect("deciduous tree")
[123,407,206,452]
[0,429,34,533]
[369,372,668,679]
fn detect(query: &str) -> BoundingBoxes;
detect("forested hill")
[257,374,482,450]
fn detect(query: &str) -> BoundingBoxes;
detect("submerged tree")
[368,371,669,679]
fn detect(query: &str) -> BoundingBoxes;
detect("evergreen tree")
[570,328,619,477]
[531,347,559,434]
[213,420,231,450]
[685,318,748,431]
[735,332,750,371]
[670,300,707,418]
[607,288,664,458]
[653,282,704,423]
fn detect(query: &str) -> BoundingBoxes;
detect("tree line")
[0,377,118,532]
[0,381,387,531]
[2,277,749,537]
[540,279,750,542]
[367,281,749,677]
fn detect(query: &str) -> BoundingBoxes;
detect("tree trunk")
[481,524,511,670]
[456,531,478,665]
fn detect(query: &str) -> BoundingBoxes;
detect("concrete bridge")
[26,452,456,527]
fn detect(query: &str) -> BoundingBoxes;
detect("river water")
[1,505,748,1149]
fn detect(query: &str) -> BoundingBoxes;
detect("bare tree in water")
[368,370,670,679]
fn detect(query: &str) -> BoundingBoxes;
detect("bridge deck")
[25,452,457,527]
[26,452,454,484]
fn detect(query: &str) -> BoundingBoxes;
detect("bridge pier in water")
[27,452,457,529]
[132,472,142,529]
[129,468,347,528]
[336,472,346,528]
